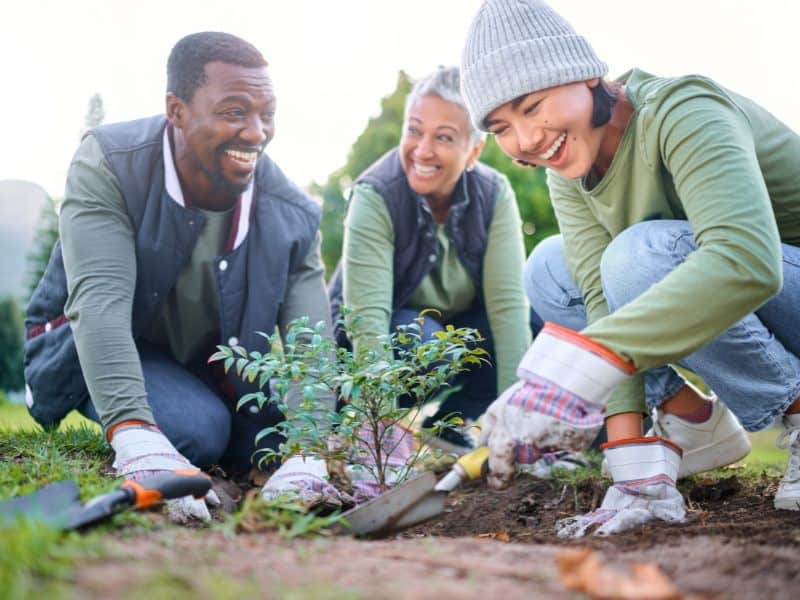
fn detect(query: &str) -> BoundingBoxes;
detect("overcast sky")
[1,0,798,201]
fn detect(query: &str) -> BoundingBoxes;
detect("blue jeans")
[79,343,283,472]
[525,220,800,432]
[391,306,498,421]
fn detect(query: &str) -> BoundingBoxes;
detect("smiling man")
[23,32,348,523]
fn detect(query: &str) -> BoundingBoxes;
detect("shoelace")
[776,426,800,450]
[777,427,800,483]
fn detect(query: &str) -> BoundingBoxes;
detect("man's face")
[168,61,276,197]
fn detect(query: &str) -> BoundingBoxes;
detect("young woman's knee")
[601,220,692,309]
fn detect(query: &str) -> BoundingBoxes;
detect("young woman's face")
[399,95,483,203]
[484,79,603,179]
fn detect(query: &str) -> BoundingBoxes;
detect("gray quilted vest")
[24,115,320,428]
[329,148,499,335]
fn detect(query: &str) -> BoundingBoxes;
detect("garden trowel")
[0,470,212,530]
[334,446,489,537]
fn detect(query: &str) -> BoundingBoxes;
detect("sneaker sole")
[678,429,752,478]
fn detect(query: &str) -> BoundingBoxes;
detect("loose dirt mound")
[408,471,799,548]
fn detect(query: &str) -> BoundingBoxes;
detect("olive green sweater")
[342,174,531,392]
[549,69,800,414]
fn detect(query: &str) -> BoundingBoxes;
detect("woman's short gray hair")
[404,66,486,146]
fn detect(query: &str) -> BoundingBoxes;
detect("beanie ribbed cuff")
[461,0,608,131]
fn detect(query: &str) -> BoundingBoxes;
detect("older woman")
[461,0,800,536]
[329,66,531,454]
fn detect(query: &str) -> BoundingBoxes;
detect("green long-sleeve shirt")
[60,135,332,430]
[549,69,800,415]
[341,174,531,392]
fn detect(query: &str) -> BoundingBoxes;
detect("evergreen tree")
[0,297,24,392]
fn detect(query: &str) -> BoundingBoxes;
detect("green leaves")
[214,311,488,492]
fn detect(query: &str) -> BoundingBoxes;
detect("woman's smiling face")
[484,79,605,179]
[399,94,482,204]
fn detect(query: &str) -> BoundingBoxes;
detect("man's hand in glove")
[479,323,635,489]
[109,421,220,524]
[556,437,687,538]
[261,455,355,511]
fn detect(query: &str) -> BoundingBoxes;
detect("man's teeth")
[414,164,438,176]
[540,132,567,160]
[225,149,258,163]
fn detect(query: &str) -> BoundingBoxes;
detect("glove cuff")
[601,436,682,483]
[110,425,190,476]
[517,323,635,407]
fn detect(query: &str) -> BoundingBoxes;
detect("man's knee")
[601,220,693,309]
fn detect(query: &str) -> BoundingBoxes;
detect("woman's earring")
[466,163,475,172]
[513,158,538,169]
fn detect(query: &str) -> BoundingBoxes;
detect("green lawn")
[0,403,100,432]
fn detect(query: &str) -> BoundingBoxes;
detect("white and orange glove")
[261,455,355,510]
[556,437,687,537]
[479,323,635,489]
[109,422,220,524]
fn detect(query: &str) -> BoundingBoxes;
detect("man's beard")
[204,148,255,197]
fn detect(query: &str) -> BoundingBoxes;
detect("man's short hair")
[167,32,268,102]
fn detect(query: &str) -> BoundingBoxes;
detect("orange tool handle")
[121,470,212,509]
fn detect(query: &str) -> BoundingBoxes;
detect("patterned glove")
[479,323,635,489]
[347,421,416,504]
[556,437,687,538]
[110,422,220,524]
[261,455,354,511]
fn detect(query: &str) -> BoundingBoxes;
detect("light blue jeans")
[525,220,800,432]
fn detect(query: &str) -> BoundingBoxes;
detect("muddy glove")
[556,437,686,538]
[261,455,354,511]
[110,422,220,524]
[479,323,635,489]
[347,422,416,504]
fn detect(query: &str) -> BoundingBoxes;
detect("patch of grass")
[0,403,99,432]
[216,494,344,540]
[0,426,112,503]
[0,521,102,600]
[746,429,787,470]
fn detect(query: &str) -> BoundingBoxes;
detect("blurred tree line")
[0,94,106,395]
[312,71,558,278]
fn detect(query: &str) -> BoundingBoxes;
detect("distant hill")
[0,180,51,300]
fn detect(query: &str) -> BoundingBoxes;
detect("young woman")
[329,66,532,454]
[462,0,800,536]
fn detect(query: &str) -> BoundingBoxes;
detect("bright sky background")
[1,0,798,204]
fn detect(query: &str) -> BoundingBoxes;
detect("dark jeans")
[79,343,282,473]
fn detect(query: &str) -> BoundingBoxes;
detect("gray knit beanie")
[461,0,608,131]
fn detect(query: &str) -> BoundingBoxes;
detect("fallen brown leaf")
[557,547,680,600]
[475,531,510,542]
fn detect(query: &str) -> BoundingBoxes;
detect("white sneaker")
[602,398,750,479]
[775,414,800,511]
[649,399,751,478]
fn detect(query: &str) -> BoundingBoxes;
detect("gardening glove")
[479,322,635,489]
[556,437,687,538]
[347,421,416,504]
[261,455,355,511]
[110,422,220,524]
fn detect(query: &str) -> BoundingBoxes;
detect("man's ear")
[166,92,185,128]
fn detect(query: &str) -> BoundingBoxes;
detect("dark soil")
[407,470,800,549]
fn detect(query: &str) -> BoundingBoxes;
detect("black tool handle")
[121,470,212,508]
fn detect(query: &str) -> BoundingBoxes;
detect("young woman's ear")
[586,78,601,89]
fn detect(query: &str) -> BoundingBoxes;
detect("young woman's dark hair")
[590,80,618,127]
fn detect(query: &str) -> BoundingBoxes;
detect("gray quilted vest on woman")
[329,148,499,335]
